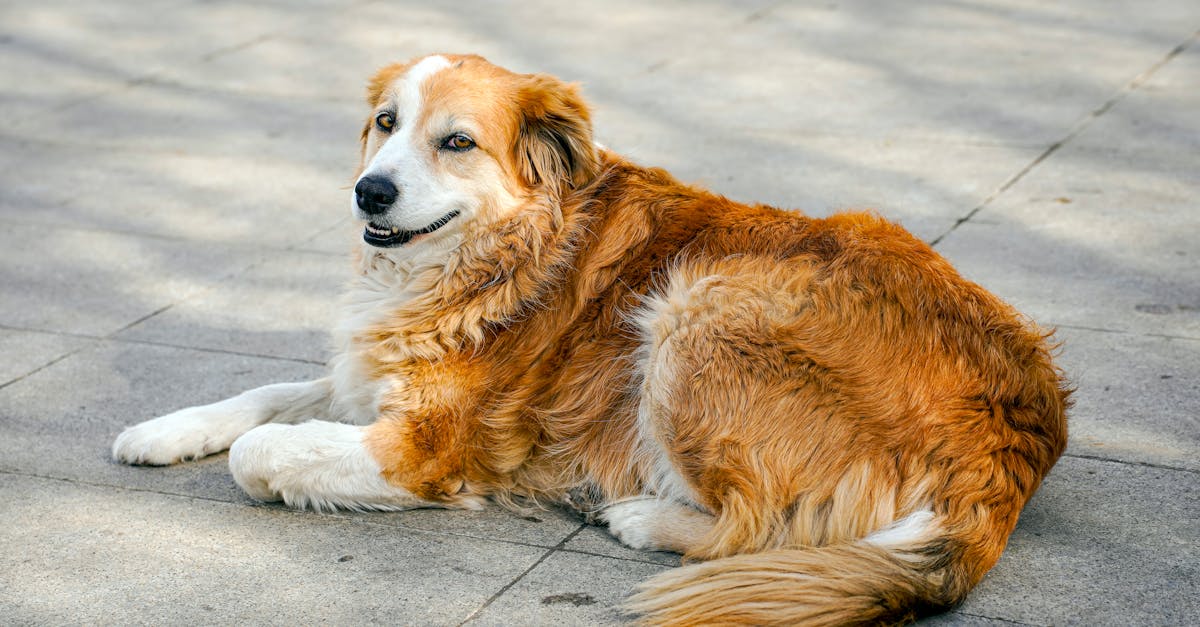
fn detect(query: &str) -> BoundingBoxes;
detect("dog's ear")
[365,63,409,108]
[514,74,599,192]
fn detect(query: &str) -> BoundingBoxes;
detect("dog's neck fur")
[333,153,712,500]
[345,174,611,366]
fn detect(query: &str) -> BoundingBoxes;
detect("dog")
[113,54,1070,625]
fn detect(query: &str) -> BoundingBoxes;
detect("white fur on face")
[354,55,523,244]
[355,55,454,231]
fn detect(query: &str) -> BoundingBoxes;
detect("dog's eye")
[442,133,476,152]
[375,112,395,132]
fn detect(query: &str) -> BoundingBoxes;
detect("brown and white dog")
[113,54,1070,625]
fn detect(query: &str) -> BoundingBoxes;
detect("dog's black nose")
[355,176,398,215]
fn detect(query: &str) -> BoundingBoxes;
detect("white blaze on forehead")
[363,55,453,177]
[357,54,485,235]
[401,55,452,114]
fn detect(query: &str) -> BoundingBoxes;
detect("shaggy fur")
[114,54,1070,625]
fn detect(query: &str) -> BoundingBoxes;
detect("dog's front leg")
[112,378,333,465]
[228,401,488,513]
[228,420,442,512]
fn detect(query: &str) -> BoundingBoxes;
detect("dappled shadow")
[0,1,1197,622]
[2,0,1195,330]
[0,0,1195,475]
[0,0,1195,497]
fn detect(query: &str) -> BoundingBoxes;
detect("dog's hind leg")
[601,497,716,554]
[113,378,333,466]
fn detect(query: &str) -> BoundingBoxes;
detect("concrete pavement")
[1,1,1197,624]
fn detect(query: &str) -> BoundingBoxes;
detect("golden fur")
[347,54,1069,624]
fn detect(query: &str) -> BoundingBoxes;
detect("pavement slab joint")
[929,27,1200,246]
[1,2,1197,625]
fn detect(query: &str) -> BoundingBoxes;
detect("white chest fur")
[328,241,459,425]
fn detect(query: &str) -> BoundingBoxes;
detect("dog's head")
[352,54,599,249]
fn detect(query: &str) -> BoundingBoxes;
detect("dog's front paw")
[600,497,662,550]
[228,421,429,512]
[112,406,244,465]
[227,424,287,503]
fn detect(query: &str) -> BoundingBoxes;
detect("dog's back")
[443,155,1070,623]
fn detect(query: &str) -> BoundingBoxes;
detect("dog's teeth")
[392,227,399,234]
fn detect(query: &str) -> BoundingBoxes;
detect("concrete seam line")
[929,28,1200,248]
[457,524,588,625]
[1060,453,1199,475]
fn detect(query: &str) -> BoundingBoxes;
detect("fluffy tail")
[627,358,1069,625]
[626,517,973,626]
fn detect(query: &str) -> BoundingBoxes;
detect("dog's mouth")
[363,211,460,248]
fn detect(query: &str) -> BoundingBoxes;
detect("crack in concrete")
[955,609,1045,626]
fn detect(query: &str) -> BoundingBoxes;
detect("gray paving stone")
[164,0,775,103]
[937,217,1199,339]
[600,129,1040,243]
[661,1,1199,144]
[0,0,321,131]
[1,0,1198,625]
[347,506,583,551]
[0,341,324,500]
[0,328,92,388]
[956,455,1199,626]
[0,137,65,217]
[0,34,127,129]
[0,0,191,125]
[117,250,349,363]
[0,135,351,248]
[0,223,264,337]
[1055,327,1199,471]
[295,216,362,255]
[0,472,544,625]
[935,39,1200,339]
[1,78,363,167]
[1074,40,1200,157]
[467,549,670,626]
